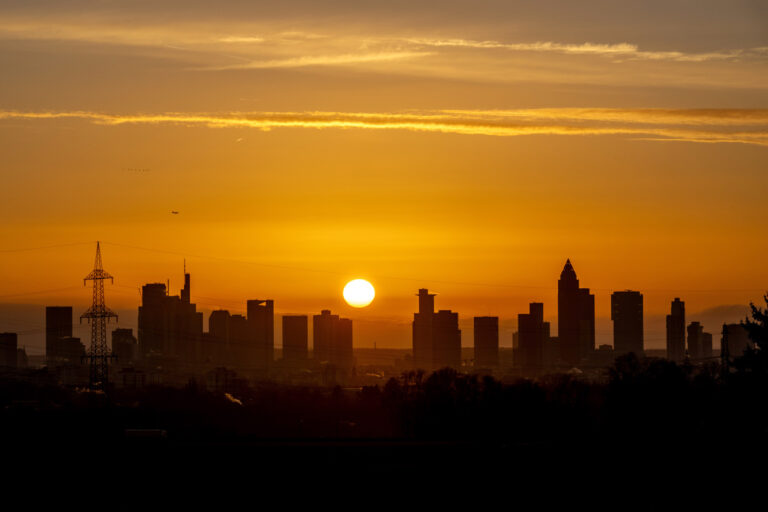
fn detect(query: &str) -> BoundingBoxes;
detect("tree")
[743,293,768,350]
[732,294,768,375]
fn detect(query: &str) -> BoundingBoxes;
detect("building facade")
[558,260,595,366]
[611,290,644,355]
[666,298,686,361]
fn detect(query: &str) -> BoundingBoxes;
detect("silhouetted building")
[112,328,137,365]
[138,271,203,363]
[412,289,461,370]
[229,314,249,367]
[474,316,499,368]
[0,332,18,367]
[433,310,461,369]
[721,323,751,360]
[666,298,685,361]
[313,310,354,370]
[687,321,704,360]
[517,303,551,372]
[45,306,72,365]
[335,317,354,370]
[701,331,713,359]
[413,289,436,370]
[57,336,86,365]
[16,347,28,368]
[247,299,274,370]
[207,309,231,364]
[558,260,595,366]
[282,315,308,362]
[611,290,643,355]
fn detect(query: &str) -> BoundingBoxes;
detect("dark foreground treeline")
[2,352,768,448]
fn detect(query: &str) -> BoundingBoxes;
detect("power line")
[0,241,94,254]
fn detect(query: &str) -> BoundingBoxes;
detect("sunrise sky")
[1,1,767,353]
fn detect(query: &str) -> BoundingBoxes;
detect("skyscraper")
[411,289,461,370]
[413,289,435,370]
[666,298,686,361]
[229,314,249,366]
[313,310,353,370]
[112,328,137,365]
[45,306,72,365]
[207,309,231,364]
[687,321,704,360]
[517,303,550,372]
[282,315,308,363]
[611,290,644,355]
[247,299,274,370]
[474,316,499,368]
[558,260,595,366]
[137,272,203,363]
[433,310,461,369]
[701,331,713,359]
[0,332,18,368]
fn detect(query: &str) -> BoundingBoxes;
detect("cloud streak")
[204,51,432,70]
[2,109,767,146]
[405,38,764,63]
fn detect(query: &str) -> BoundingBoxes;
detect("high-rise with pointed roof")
[557,259,595,366]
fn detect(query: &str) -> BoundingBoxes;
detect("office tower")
[666,298,686,361]
[313,310,353,369]
[208,309,231,364]
[474,316,499,368]
[558,260,595,366]
[335,317,354,370]
[701,331,713,359]
[721,323,751,360]
[687,322,704,360]
[57,337,86,364]
[413,289,435,370]
[112,328,137,364]
[45,306,72,365]
[282,315,308,362]
[517,303,551,372]
[229,314,249,366]
[138,283,167,357]
[411,289,461,371]
[611,291,644,355]
[247,299,274,370]
[137,271,204,362]
[0,333,18,367]
[313,309,338,363]
[433,310,461,369]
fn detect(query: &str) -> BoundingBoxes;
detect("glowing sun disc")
[343,279,375,307]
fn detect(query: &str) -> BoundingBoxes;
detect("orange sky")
[1,1,767,354]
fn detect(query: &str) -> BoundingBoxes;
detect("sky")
[1,1,767,353]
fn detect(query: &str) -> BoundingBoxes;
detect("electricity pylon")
[81,241,118,391]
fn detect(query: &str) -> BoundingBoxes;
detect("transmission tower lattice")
[81,241,118,391]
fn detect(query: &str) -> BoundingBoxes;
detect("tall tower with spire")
[81,241,118,391]
[558,259,595,366]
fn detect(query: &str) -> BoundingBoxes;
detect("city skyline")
[0,242,757,358]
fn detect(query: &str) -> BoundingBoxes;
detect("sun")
[343,279,375,308]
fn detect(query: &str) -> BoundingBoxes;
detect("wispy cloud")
[2,109,767,146]
[405,37,760,63]
[205,51,432,70]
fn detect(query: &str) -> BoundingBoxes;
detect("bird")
[171,211,179,215]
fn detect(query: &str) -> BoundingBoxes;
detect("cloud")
[205,51,433,70]
[405,37,760,63]
[2,109,767,146]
